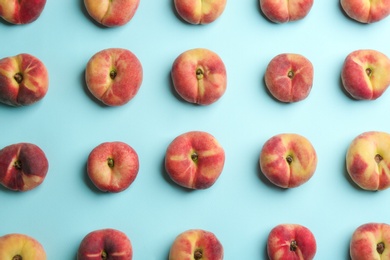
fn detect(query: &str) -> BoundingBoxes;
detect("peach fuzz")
[264,53,314,103]
[0,233,46,260]
[0,143,49,192]
[87,141,139,193]
[0,0,47,24]
[169,229,223,260]
[341,0,390,23]
[174,0,227,24]
[350,223,390,260]
[171,48,227,105]
[84,0,140,27]
[267,224,317,260]
[85,48,143,106]
[260,133,317,188]
[165,131,225,189]
[260,0,314,23]
[0,53,49,106]
[346,131,390,191]
[341,49,390,100]
[77,228,132,260]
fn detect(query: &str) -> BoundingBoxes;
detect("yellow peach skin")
[346,131,390,190]
[84,0,140,27]
[341,0,390,23]
[165,131,225,189]
[0,0,46,24]
[265,53,314,103]
[171,48,227,105]
[0,53,49,106]
[174,0,227,24]
[85,48,143,106]
[341,49,390,100]
[260,133,317,188]
[350,223,390,260]
[0,233,46,260]
[169,229,223,260]
[260,0,313,23]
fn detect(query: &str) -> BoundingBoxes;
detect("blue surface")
[1,1,390,259]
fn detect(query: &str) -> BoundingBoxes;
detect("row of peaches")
[1,46,390,108]
[0,129,388,194]
[1,0,390,26]
[1,222,389,259]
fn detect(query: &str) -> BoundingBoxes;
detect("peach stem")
[191,152,199,163]
[14,160,22,170]
[110,70,117,80]
[377,242,385,254]
[375,154,383,164]
[287,70,294,79]
[13,73,23,84]
[101,250,108,259]
[196,68,204,80]
[290,240,298,251]
[286,155,293,164]
[194,249,203,260]
[366,68,372,77]
[107,158,114,168]
[13,255,22,260]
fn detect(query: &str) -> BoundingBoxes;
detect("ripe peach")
[0,53,49,106]
[346,131,390,191]
[87,141,139,193]
[341,0,390,23]
[171,48,227,105]
[174,0,227,24]
[77,228,132,260]
[169,229,223,260]
[85,48,143,106]
[84,0,140,27]
[267,224,317,260]
[260,133,317,188]
[260,0,314,23]
[0,0,47,24]
[341,49,390,100]
[350,223,390,260]
[165,131,225,189]
[264,53,314,103]
[0,143,49,191]
[0,233,46,260]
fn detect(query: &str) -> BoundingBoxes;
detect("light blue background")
[1,1,390,259]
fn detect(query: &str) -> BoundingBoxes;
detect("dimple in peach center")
[366,68,372,77]
[286,155,293,164]
[109,69,117,80]
[191,152,199,163]
[13,255,22,260]
[375,154,383,164]
[14,73,24,84]
[107,158,114,168]
[196,68,204,80]
[101,250,108,259]
[14,159,22,170]
[377,242,385,254]
[290,240,298,251]
[194,249,203,259]
[288,70,294,79]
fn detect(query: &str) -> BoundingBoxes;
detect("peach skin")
[84,0,140,27]
[0,53,49,106]
[260,133,317,188]
[171,48,227,105]
[341,49,390,100]
[341,0,390,23]
[346,131,390,191]
[174,0,227,24]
